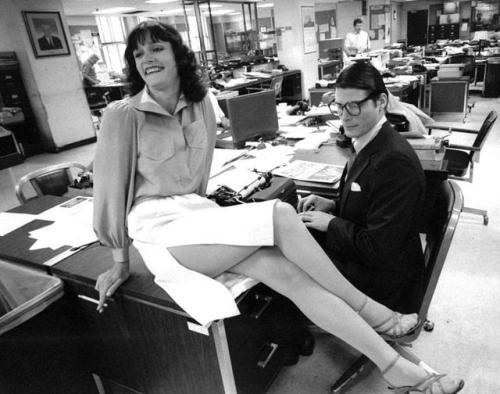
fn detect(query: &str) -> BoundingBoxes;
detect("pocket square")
[350,182,361,192]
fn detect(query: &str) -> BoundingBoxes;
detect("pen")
[222,146,257,167]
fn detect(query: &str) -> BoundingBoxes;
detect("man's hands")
[95,261,130,313]
[297,194,336,232]
[297,194,335,213]
[298,210,334,232]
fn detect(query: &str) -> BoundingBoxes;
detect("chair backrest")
[429,80,468,118]
[269,75,284,99]
[404,180,463,342]
[15,162,87,204]
[469,110,498,161]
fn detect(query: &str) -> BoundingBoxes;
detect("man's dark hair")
[353,18,363,26]
[336,62,388,104]
[124,21,207,102]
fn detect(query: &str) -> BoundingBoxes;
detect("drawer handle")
[257,342,278,369]
[77,294,108,308]
[249,294,272,319]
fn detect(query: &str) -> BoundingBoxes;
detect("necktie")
[346,149,356,177]
[48,38,53,48]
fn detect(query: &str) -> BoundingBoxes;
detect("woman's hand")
[298,211,334,232]
[298,194,335,213]
[95,261,130,313]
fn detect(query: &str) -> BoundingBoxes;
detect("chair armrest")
[427,124,479,134]
[447,143,480,151]
[246,87,263,92]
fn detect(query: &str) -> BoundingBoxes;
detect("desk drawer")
[226,285,294,394]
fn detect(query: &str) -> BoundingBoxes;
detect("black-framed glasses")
[328,93,376,116]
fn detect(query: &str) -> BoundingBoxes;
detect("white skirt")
[128,193,277,325]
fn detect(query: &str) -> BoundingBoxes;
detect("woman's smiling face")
[133,35,179,91]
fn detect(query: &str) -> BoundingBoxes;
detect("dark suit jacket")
[323,122,426,313]
[38,36,63,50]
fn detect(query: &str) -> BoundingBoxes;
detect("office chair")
[247,75,284,101]
[427,110,497,225]
[331,180,464,393]
[429,79,469,122]
[15,162,87,204]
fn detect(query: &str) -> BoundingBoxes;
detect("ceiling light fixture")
[257,3,274,8]
[92,7,136,15]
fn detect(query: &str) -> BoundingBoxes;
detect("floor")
[1,94,499,393]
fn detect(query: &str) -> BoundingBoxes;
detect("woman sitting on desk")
[93,21,463,394]
[299,62,426,314]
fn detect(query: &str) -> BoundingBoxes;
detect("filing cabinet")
[0,52,41,156]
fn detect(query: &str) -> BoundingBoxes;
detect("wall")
[0,0,95,152]
[274,0,318,99]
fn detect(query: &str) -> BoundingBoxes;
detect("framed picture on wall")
[22,11,70,58]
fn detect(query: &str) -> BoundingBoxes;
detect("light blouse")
[93,88,217,263]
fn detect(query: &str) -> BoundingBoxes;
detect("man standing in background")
[344,18,370,56]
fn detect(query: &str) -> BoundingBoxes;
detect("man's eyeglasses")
[328,93,376,116]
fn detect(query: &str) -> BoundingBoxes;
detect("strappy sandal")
[381,355,465,394]
[373,312,423,341]
[355,295,422,341]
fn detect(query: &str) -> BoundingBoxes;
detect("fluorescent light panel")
[257,3,274,8]
[93,7,136,15]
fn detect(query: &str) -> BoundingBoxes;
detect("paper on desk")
[293,130,330,151]
[272,160,343,184]
[28,221,97,250]
[28,196,97,250]
[37,196,93,225]
[304,106,332,117]
[279,125,319,139]
[278,114,307,126]
[0,212,37,236]
[210,148,249,177]
[233,144,294,172]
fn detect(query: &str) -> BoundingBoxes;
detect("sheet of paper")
[279,125,319,139]
[28,196,97,250]
[210,148,250,177]
[293,131,330,151]
[0,212,37,236]
[272,160,343,183]
[278,114,307,126]
[37,196,93,225]
[233,145,294,173]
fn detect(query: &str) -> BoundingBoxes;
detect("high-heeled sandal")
[355,296,422,341]
[381,355,465,394]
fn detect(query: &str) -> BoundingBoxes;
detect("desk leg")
[212,321,237,394]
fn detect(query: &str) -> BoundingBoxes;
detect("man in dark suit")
[38,23,63,50]
[298,62,426,313]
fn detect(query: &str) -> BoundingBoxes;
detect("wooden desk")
[0,196,296,394]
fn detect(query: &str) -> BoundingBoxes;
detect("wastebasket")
[0,259,96,393]
[0,259,63,335]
